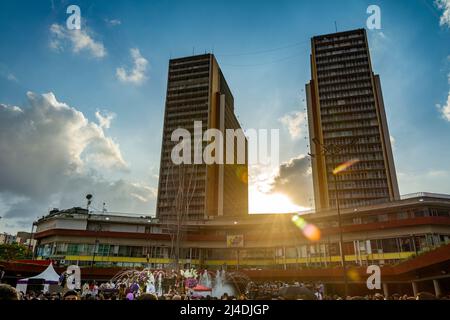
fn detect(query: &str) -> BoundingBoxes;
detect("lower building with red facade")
[2,192,450,297]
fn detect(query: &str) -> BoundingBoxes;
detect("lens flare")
[303,224,321,242]
[235,166,248,184]
[333,159,360,175]
[291,215,321,242]
[347,268,361,282]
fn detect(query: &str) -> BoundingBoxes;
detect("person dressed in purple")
[130,282,140,294]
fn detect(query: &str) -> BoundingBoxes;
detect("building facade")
[306,29,400,211]
[0,232,36,250]
[33,193,450,271]
[156,54,248,221]
[0,233,16,245]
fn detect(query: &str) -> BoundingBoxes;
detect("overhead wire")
[220,46,310,68]
[215,39,310,57]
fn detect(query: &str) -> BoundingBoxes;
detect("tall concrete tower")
[156,54,248,221]
[306,29,400,211]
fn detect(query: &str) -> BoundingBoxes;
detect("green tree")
[0,243,32,261]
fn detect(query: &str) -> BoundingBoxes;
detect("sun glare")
[249,190,310,214]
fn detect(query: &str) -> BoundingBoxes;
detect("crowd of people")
[0,282,448,301]
[246,280,324,299]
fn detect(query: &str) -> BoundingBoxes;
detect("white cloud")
[398,169,450,195]
[279,111,306,139]
[378,31,387,39]
[105,18,122,26]
[49,23,106,58]
[0,67,18,83]
[116,48,148,85]
[427,170,450,177]
[390,135,396,150]
[0,91,127,180]
[0,92,156,230]
[6,73,18,82]
[437,91,450,121]
[437,72,450,122]
[95,110,116,129]
[368,30,391,56]
[435,0,450,27]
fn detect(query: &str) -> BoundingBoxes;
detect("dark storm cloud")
[270,155,314,207]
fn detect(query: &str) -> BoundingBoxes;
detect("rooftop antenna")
[192,47,195,56]
[86,194,93,214]
[334,21,338,33]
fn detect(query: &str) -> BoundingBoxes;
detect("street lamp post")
[330,152,349,298]
[28,221,36,258]
[310,137,358,298]
[28,224,33,259]
[91,239,99,267]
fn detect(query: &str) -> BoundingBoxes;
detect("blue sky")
[0,0,449,232]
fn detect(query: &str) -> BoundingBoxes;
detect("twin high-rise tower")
[157,28,400,220]
[306,29,399,210]
[156,54,248,221]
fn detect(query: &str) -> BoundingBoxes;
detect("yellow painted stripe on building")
[284,252,414,264]
[59,251,415,266]
[64,255,200,264]
[206,259,276,266]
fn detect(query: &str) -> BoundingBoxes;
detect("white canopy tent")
[16,263,60,294]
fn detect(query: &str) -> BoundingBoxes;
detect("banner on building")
[226,235,244,248]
